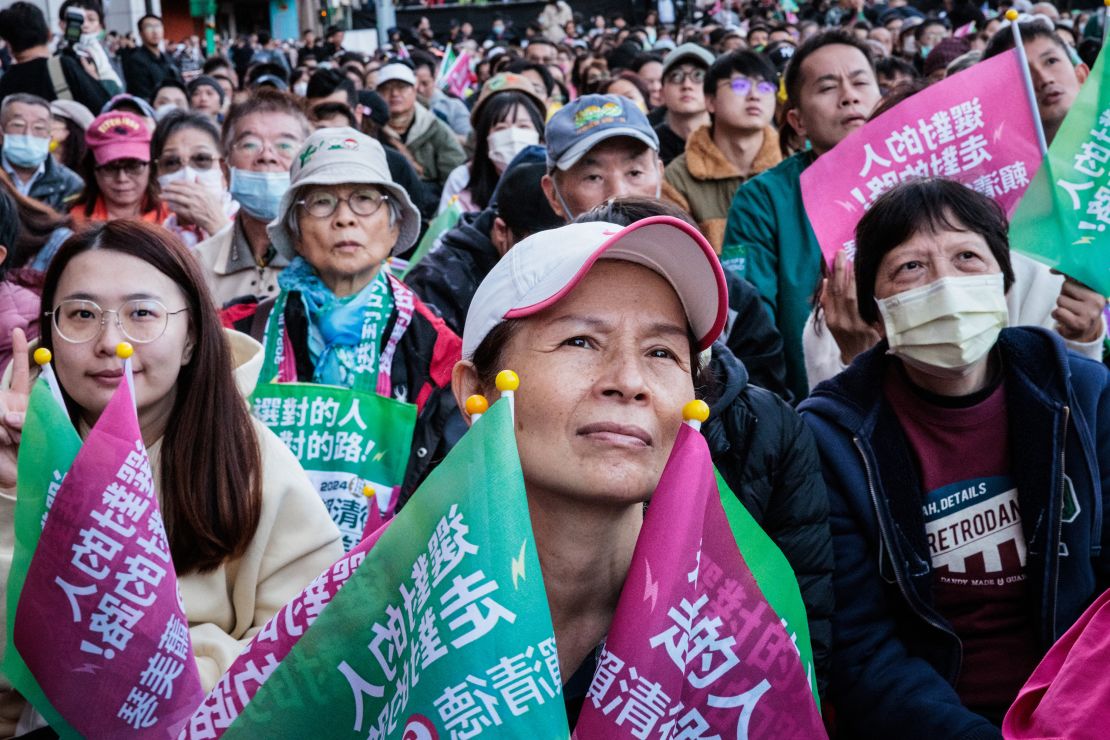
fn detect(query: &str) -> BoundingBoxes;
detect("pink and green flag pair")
[180,400,822,738]
[1009,34,1110,297]
[6,377,204,737]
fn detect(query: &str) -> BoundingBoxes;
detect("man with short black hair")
[524,37,558,66]
[58,0,122,94]
[411,52,472,141]
[0,93,84,210]
[121,13,182,102]
[0,2,110,113]
[723,30,882,401]
[654,42,714,165]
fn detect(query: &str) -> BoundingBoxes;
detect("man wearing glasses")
[194,90,312,307]
[653,43,714,166]
[0,94,84,211]
[662,51,782,253]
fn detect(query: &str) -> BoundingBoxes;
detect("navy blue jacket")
[799,327,1110,740]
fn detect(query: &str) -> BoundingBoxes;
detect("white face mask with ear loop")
[876,272,1009,378]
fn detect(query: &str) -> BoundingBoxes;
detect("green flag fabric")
[399,197,464,279]
[717,470,819,706]
[1009,44,1110,297]
[3,381,83,736]
[221,399,569,739]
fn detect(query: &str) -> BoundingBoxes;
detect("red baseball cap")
[85,111,152,165]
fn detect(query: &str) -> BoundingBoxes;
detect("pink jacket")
[0,269,43,371]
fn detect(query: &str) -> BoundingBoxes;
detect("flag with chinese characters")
[251,383,417,551]
[574,425,825,739]
[198,399,568,740]
[12,377,204,737]
[800,49,1042,267]
[1008,42,1110,297]
[3,381,83,738]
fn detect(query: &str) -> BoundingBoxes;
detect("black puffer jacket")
[404,208,501,336]
[702,342,834,697]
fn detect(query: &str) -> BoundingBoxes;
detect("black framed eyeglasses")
[296,189,391,219]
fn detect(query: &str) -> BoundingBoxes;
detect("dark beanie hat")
[187,75,225,104]
[495,161,564,237]
[924,37,971,78]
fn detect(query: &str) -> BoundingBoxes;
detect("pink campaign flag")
[13,378,204,737]
[574,425,825,739]
[800,48,1042,267]
[442,51,473,98]
[954,21,975,38]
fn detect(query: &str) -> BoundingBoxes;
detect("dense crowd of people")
[0,0,1106,735]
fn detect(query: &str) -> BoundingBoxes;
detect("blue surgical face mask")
[2,134,51,169]
[229,167,289,222]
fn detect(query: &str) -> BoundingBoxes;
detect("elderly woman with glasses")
[0,220,342,734]
[70,111,169,225]
[230,126,463,530]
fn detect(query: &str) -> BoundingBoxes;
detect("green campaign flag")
[3,381,83,736]
[399,198,464,279]
[251,382,417,550]
[222,399,569,739]
[1009,42,1110,297]
[716,470,819,706]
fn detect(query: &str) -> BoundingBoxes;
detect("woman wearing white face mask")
[799,179,1110,740]
[152,110,238,248]
[436,73,545,215]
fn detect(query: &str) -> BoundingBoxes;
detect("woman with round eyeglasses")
[662,51,783,252]
[152,109,238,249]
[228,127,463,535]
[71,111,170,225]
[0,220,342,732]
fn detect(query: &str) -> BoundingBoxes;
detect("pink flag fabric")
[182,520,391,739]
[442,52,472,98]
[574,425,825,739]
[1003,588,1110,740]
[800,49,1042,267]
[14,378,204,738]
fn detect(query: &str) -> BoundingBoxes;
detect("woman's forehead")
[536,261,688,326]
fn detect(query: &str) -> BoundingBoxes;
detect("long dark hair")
[0,169,72,274]
[40,220,263,574]
[55,116,88,174]
[468,91,545,211]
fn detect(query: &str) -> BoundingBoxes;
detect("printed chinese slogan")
[3,383,83,739]
[11,380,203,737]
[1010,35,1110,297]
[575,425,824,739]
[801,48,1042,266]
[251,382,417,551]
[208,400,571,740]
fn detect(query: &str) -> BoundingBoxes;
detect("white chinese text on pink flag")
[574,424,826,739]
[13,377,204,737]
[800,48,1042,266]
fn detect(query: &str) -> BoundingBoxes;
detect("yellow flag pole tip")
[682,399,710,423]
[32,348,52,366]
[362,485,375,498]
[495,370,520,392]
[1004,9,1019,20]
[115,342,134,359]
[464,394,490,415]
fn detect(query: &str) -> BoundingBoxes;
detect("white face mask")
[293,81,308,97]
[877,273,1008,379]
[487,126,540,173]
[157,165,225,197]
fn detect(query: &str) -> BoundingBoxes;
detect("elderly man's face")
[541,137,662,219]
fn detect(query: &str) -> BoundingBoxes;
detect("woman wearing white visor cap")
[453,214,731,725]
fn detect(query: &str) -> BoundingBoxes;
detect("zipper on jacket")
[853,435,962,678]
[1046,405,1069,644]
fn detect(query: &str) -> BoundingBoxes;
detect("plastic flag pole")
[31,348,67,412]
[1007,9,1049,156]
[465,394,489,423]
[683,399,710,432]
[116,342,135,410]
[495,370,519,423]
